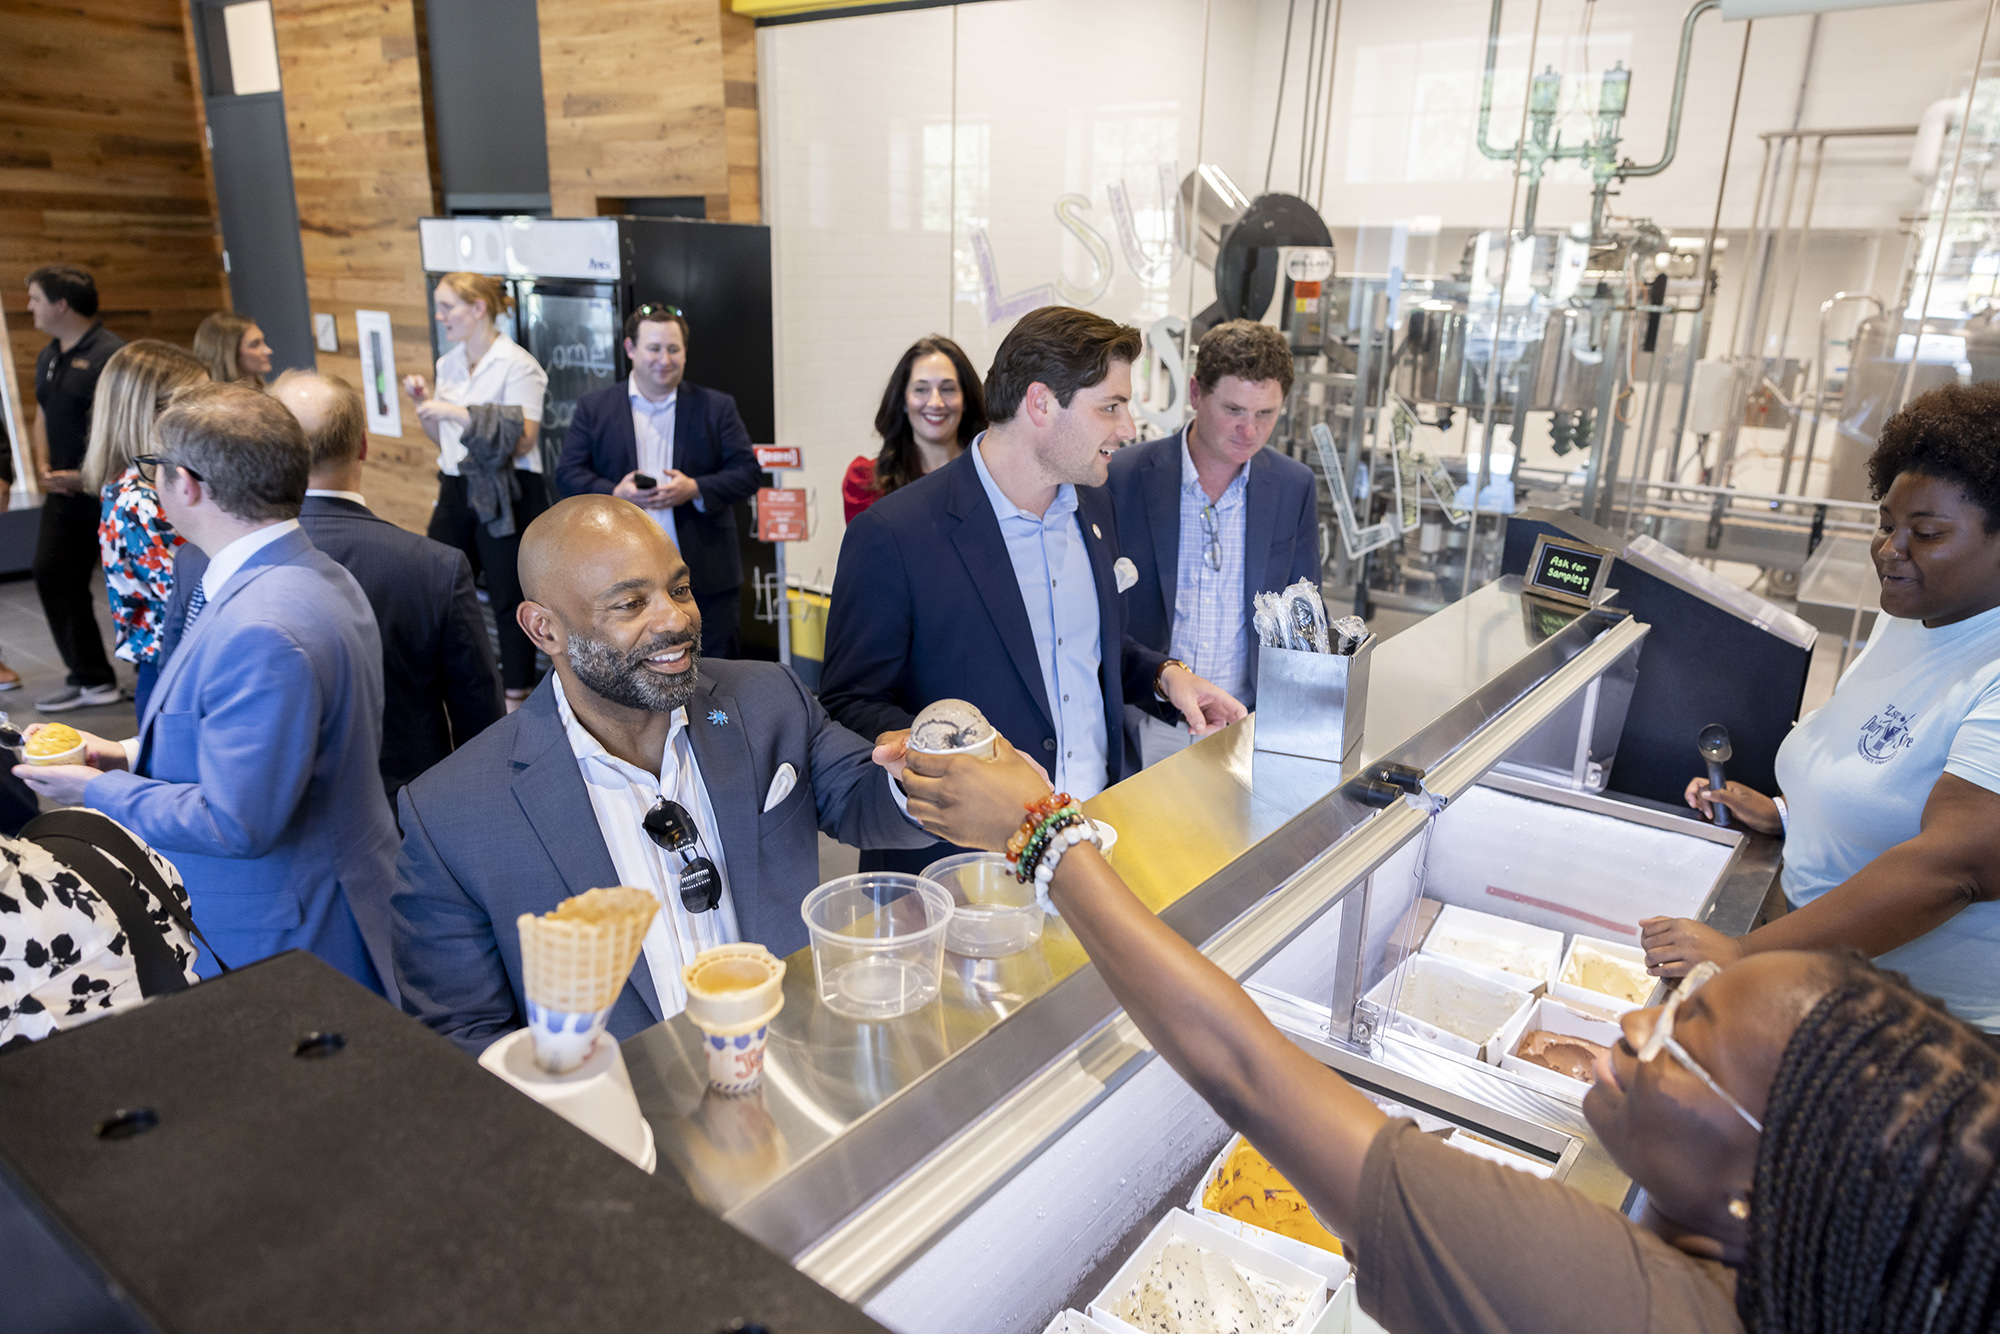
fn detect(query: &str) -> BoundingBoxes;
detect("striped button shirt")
[1171,439,1252,705]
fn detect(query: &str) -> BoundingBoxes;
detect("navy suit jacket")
[92,527,400,996]
[171,498,505,802]
[391,661,932,1054]
[1105,430,1323,712]
[554,380,762,596]
[819,448,1172,792]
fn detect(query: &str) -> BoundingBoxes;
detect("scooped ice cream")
[1561,939,1653,1005]
[1202,1139,1342,1255]
[1516,1028,1611,1083]
[1114,1239,1314,1334]
[909,698,997,755]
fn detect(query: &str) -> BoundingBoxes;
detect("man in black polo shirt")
[27,264,122,711]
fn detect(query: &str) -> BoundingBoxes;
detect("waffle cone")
[517,887,658,1014]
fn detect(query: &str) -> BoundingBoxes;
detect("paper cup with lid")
[682,943,787,1094]
[907,698,999,761]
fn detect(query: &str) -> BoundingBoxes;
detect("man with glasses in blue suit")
[555,306,762,658]
[1105,320,1322,768]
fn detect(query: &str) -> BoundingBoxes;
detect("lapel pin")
[707,709,730,727]
[1092,523,1103,539]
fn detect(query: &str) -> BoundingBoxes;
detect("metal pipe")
[1797,292,1884,496]
[1475,0,1517,164]
[1617,0,1721,178]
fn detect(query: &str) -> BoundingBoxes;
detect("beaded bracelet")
[1030,816,1102,884]
[1016,792,1080,868]
[1015,809,1085,883]
[1006,792,1074,862]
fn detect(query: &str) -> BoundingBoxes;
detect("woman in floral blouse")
[82,341,208,717]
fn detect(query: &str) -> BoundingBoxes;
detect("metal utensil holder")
[1252,635,1376,762]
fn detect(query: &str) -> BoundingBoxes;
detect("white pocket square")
[1113,556,1138,594]
[763,762,797,813]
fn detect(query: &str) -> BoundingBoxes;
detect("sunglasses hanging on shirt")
[643,797,721,913]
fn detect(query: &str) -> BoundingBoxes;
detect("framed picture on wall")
[354,309,402,438]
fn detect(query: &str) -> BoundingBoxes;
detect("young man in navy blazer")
[555,308,762,657]
[820,305,1247,873]
[1105,320,1322,768]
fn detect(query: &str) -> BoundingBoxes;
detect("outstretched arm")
[902,739,1387,1243]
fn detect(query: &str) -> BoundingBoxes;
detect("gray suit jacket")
[89,526,401,996]
[392,660,932,1054]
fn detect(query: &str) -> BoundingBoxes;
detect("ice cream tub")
[23,724,85,767]
[1419,904,1563,990]
[1188,1134,1350,1287]
[1362,954,1537,1063]
[1553,935,1656,1013]
[907,697,998,759]
[1088,1208,1330,1334]
[1499,997,1623,1100]
[1040,1311,1120,1334]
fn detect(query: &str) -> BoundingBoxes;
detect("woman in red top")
[841,335,986,523]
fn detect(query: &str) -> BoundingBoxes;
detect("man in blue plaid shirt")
[1107,321,1324,768]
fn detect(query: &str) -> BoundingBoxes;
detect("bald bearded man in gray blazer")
[392,497,932,1056]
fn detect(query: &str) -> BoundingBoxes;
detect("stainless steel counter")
[621,579,1778,1309]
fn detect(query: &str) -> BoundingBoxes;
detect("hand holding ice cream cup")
[682,943,786,1094]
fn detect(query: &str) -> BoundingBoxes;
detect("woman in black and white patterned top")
[0,822,196,1049]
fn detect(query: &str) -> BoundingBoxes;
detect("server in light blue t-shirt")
[1643,383,2000,1033]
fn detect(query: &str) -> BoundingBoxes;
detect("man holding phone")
[556,307,761,657]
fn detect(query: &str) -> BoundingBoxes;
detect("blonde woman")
[84,340,208,715]
[402,271,549,707]
[191,311,273,388]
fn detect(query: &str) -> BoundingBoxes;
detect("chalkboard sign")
[1525,532,1612,608]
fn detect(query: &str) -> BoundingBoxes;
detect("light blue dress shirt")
[1171,439,1252,705]
[970,438,1108,798]
[630,376,679,549]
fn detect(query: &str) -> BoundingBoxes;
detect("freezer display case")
[621,578,1780,1334]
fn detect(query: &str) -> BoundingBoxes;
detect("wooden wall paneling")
[720,0,759,224]
[537,0,733,220]
[270,0,441,533]
[0,0,228,456]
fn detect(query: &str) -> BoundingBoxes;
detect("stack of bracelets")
[1005,792,1102,884]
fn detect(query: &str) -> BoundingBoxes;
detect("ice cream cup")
[700,1023,772,1095]
[682,944,786,1092]
[907,731,998,762]
[1091,819,1118,863]
[23,725,85,767]
[524,998,617,1074]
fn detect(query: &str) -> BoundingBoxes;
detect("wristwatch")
[1153,657,1190,702]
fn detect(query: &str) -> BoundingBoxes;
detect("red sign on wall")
[756,487,807,542]
[754,445,802,471]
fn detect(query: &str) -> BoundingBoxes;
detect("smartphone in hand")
[634,473,657,489]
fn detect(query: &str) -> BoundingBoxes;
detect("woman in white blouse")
[403,272,550,709]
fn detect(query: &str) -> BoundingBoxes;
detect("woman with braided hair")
[892,730,2000,1333]
[1645,382,2000,1032]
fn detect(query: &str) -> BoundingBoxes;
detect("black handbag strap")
[22,809,229,976]
[29,833,186,998]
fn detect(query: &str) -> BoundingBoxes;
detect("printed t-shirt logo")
[1857,704,1917,764]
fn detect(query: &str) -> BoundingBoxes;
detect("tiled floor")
[0,569,145,742]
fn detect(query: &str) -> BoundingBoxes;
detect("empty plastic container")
[923,852,1043,958]
[801,873,953,1020]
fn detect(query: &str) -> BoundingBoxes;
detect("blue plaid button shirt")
[1171,439,1251,705]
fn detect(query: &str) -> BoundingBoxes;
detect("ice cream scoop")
[909,698,997,757]
[1698,723,1733,830]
